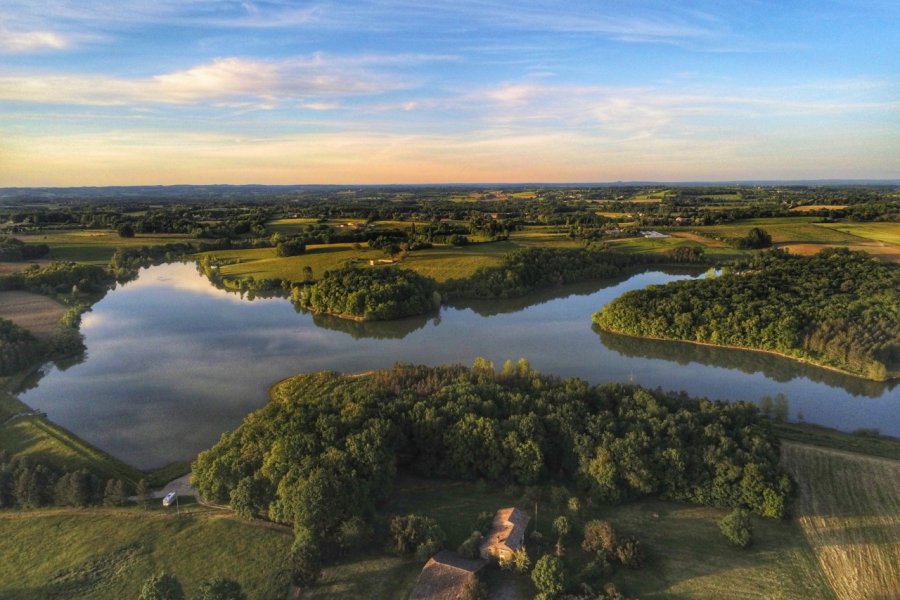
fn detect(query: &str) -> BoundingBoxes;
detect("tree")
[117,223,135,238]
[139,573,184,600]
[136,478,151,509]
[511,546,531,574]
[738,227,772,249]
[229,476,266,520]
[196,578,246,600]
[290,528,322,588]
[387,513,445,557]
[103,478,127,506]
[582,520,617,556]
[719,508,753,548]
[553,515,570,557]
[531,554,566,599]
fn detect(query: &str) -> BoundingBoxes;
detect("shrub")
[386,513,445,557]
[582,520,617,556]
[719,508,753,548]
[614,536,645,568]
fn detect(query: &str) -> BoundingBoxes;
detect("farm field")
[205,227,584,285]
[781,443,900,600]
[0,291,66,339]
[14,230,196,264]
[819,222,900,245]
[0,506,292,600]
[694,218,900,262]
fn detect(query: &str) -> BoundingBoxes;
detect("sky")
[1,0,899,185]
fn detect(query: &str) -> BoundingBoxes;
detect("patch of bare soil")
[0,260,52,275]
[669,231,727,247]
[0,291,67,339]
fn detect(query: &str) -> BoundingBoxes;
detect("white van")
[162,491,177,507]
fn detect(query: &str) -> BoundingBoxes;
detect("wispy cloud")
[0,28,71,52]
[0,55,415,106]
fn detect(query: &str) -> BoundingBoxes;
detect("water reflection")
[16,262,899,469]
[311,312,435,340]
[596,328,894,398]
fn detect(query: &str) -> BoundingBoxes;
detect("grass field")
[789,205,848,212]
[696,218,900,262]
[781,443,900,600]
[15,230,196,264]
[0,291,67,340]
[775,423,900,462]
[0,506,292,600]
[0,414,141,484]
[310,476,832,600]
[205,229,584,285]
[603,234,745,262]
[819,222,900,245]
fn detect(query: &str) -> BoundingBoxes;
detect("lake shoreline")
[593,326,896,383]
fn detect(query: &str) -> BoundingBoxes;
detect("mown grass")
[775,422,900,462]
[0,506,292,600]
[0,416,140,484]
[699,218,858,245]
[311,476,832,600]
[781,443,900,600]
[602,235,745,262]
[15,230,196,264]
[818,222,900,245]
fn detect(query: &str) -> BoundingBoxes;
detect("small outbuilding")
[479,507,530,562]
[408,550,485,600]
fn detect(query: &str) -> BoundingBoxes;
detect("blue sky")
[1,1,898,185]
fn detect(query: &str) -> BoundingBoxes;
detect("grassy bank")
[0,378,141,484]
[0,506,292,600]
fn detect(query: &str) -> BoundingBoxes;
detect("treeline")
[442,248,700,299]
[192,363,792,586]
[0,237,50,261]
[293,267,438,320]
[0,261,112,296]
[0,318,41,375]
[0,451,134,509]
[595,248,900,380]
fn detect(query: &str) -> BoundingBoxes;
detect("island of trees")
[192,362,792,588]
[594,248,900,381]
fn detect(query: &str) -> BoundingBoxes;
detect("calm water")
[18,262,899,468]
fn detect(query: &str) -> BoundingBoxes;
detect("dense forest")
[594,249,900,380]
[192,363,792,585]
[293,266,439,320]
[0,318,41,376]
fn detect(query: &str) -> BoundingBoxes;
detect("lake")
[18,262,899,469]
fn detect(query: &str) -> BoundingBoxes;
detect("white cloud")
[0,28,70,52]
[0,55,410,106]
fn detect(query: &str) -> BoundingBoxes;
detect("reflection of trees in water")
[15,350,87,397]
[448,266,706,317]
[595,328,892,398]
[308,311,435,340]
[450,276,630,317]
